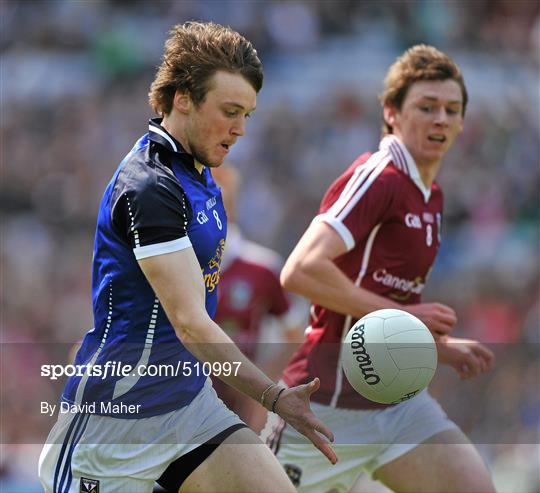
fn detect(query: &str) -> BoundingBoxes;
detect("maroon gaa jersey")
[213,226,295,420]
[215,225,290,358]
[282,135,444,410]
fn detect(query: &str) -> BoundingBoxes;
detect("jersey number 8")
[213,210,222,230]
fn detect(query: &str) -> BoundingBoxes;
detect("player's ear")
[383,104,398,130]
[173,91,192,115]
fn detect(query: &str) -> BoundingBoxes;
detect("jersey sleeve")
[112,172,192,260]
[316,155,394,251]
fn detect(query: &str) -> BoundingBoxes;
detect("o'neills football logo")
[349,324,380,385]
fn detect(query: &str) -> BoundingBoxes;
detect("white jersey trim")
[313,214,355,251]
[133,236,192,260]
[113,297,159,400]
[322,151,390,252]
[330,223,382,407]
[336,155,391,221]
[380,135,432,203]
[149,125,179,153]
[74,282,114,405]
[327,150,389,220]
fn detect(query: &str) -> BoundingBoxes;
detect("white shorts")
[261,389,458,493]
[38,380,243,493]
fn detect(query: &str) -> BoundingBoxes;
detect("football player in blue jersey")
[38,22,335,493]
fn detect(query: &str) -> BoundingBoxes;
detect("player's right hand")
[273,378,338,465]
[407,302,457,338]
[437,336,495,379]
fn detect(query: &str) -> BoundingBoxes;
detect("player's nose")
[434,107,449,126]
[231,116,246,137]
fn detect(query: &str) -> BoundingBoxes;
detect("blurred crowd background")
[1,1,539,492]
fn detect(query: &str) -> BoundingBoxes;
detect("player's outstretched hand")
[437,336,495,379]
[273,378,337,465]
[407,302,457,338]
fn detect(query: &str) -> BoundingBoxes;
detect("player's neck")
[416,160,441,188]
[161,114,204,174]
[161,114,188,151]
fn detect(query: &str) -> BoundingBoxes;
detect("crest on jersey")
[80,477,99,493]
[283,463,302,486]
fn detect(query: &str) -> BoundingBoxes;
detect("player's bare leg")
[368,429,496,493]
[180,427,295,493]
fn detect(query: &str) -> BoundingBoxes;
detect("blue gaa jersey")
[62,119,227,418]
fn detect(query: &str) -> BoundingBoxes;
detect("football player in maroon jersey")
[262,45,495,493]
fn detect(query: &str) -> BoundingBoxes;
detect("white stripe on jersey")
[329,310,353,408]
[313,214,355,251]
[133,236,192,260]
[125,196,140,247]
[329,223,382,407]
[112,297,160,400]
[390,140,410,176]
[74,283,114,405]
[336,155,391,221]
[381,135,431,202]
[328,151,391,222]
[317,151,390,251]
[358,223,382,281]
[328,150,387,218]
[149,125,179,153]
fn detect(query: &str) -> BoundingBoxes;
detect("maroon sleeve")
[316,151,395,251]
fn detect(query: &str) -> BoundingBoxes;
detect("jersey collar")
[148,118,189,155]
[148,118,209,185]
[379,134,432,202]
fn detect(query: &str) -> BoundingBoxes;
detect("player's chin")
[209,153,226,167]
[207,159,224,168]
[199,155,224,168]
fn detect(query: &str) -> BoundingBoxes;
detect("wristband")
[271,387,286,413]
[260,383,277,408]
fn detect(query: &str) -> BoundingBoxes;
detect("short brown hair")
[149,22,263,115]
[380,44,468,135]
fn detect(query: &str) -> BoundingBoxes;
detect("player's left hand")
[437,336,495,379]
[272,378,338,464]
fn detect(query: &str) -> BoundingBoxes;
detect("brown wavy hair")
[149,22,263,115]
[380,44,468,135]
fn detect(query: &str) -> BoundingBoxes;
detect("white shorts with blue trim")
[38,380,242,493]
[261,389,459,493]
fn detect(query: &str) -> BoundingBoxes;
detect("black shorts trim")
[156,423,246,492]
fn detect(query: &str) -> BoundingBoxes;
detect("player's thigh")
[372,429,496,493]
[180,427,295,493]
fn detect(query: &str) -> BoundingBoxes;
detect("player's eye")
[419,106,433,113]
[446,108,458,115]
[225,110,239,118]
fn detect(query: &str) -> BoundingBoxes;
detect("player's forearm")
[282,258,399,319]
[173,313,276,405]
